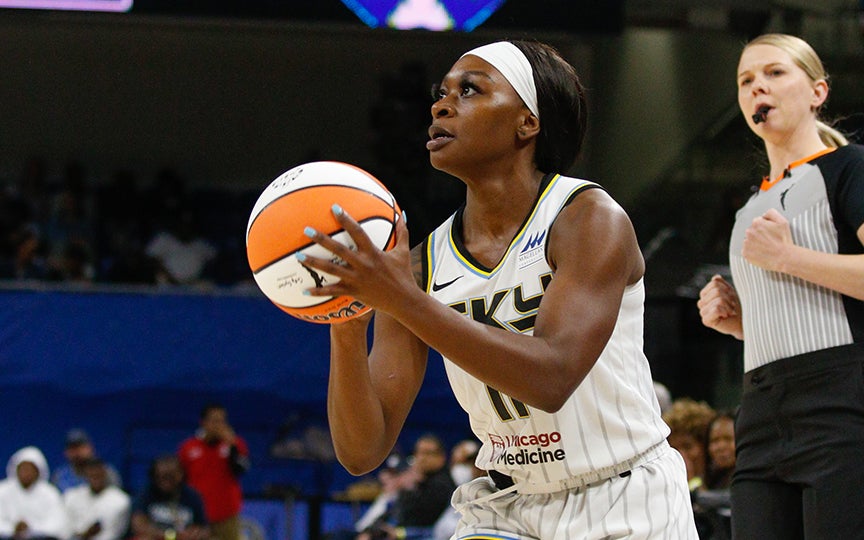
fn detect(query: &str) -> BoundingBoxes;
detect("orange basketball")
[246,161,401,324]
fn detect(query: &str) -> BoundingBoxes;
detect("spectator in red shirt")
[177,404,250,540]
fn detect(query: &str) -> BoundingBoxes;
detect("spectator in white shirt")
[145,211,216,286]
[64,458,130,540]
[0,446,69,540]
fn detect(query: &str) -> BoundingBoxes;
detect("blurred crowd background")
[1,1,862,538]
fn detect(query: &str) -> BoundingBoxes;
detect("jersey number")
[446,275,553,422]
[487,387,530,421]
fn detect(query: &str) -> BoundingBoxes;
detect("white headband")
[461,41,539,118]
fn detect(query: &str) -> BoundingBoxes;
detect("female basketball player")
[300,40,697,538]
[697,34,864,538]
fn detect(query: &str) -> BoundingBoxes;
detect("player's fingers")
[294,251,347,284]
[393,211,410,252]
[331,204,378,252]
[301,226,365,277]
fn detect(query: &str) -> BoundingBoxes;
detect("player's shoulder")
[557,180,628,225]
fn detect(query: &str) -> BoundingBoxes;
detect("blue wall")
[0,285,470,535]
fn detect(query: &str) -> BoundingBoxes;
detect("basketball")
[246,161,401,324]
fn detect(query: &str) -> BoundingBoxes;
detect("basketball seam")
[250,216,394,274]
[247,184,395,238]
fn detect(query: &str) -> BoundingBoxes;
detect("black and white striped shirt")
[730,144,864,371]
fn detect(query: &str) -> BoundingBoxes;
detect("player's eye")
[460,82,479,96]
[431,83,446,101]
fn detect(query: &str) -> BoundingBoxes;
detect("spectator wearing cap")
[324,452,409,540]
[52,429,122,493]
[354,453,409,537]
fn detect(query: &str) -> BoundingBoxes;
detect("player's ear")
[517,113,540,141]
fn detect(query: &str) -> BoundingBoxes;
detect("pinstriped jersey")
[421,172,670,487]
[730,144,864,372]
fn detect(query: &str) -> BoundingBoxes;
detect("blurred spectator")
[0,225,48,280]
[145,210,216,286]
[432,439,482,540]
[445,439,480,487]
[689,410,737,540]
[16,156,49,218]
[0,159,42,269]
[662,398,716,492]
[3,156,47,236]
[704,411,737,491]
[663,398,719,540]
[653,380,673,415]
[363,434,455,540]
[130,455,208,540]
[142,167,190,234]
[47,239,95,284]
[0,158,269,287]
[100,238,158,285]
[347,453,409,539]
[0,446,69,540]
[392,434,455,527]
[94,169,156,284]
[52,428,122,493]
[63,458,131,540]
[43,160,95,278]
[178,404,249,540]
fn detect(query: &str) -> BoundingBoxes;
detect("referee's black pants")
[732,343,864,539]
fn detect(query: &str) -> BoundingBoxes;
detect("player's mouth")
[427,125,454,151]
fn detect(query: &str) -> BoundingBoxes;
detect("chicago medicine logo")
[489,430,566,466]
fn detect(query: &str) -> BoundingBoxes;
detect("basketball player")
[299,40,697,538]
[697,34,864,538]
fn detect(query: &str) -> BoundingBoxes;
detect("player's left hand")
[742,208,793,272]
[300,205,416,315]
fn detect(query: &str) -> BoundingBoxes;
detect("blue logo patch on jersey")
[520,231,546,253]
[518,230,547,269]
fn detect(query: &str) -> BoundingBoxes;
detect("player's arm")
[415,189,640,412]
[327,245,429,475]
[305,191,639,413]
[398,188,639,412]
[517,188,643,409]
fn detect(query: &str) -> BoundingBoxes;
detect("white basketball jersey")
[422,173,669,488]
